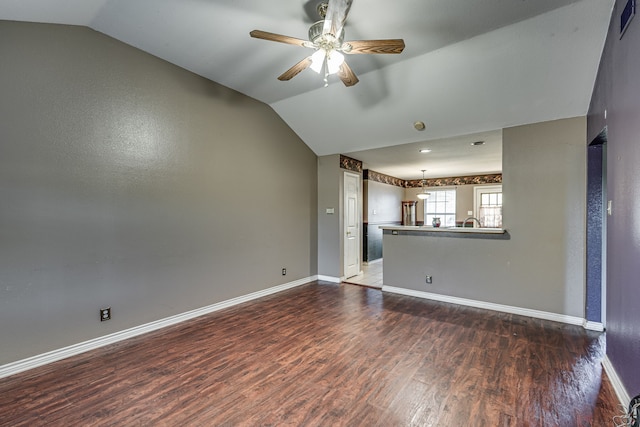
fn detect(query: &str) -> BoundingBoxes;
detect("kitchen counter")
[379,225,508,239]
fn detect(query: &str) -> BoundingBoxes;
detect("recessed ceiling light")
[471,141,485,146]
[414,121,426,131]
[419,149,432,153]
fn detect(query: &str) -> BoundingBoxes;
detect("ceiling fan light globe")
[310,49,326,73]
[417,193,430,200]
[327,51,344,74]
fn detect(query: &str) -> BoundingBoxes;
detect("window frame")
[423,187,457,227]
[473,185,503,228]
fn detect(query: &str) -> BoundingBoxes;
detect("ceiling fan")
[250,0,405,87]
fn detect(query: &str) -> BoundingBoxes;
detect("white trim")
[344,270,364,281]
[603,355,630,409]
[0,276,315,380]
[382,286,587,327]
[343,171,361,279]
[583,319,605,332]
[317,275,341,283]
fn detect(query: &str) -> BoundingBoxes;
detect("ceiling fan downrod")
[317,2,328,19]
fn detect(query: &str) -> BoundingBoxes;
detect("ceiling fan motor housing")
[308,20,343,47]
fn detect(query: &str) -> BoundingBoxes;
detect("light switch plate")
[326,208,335,214]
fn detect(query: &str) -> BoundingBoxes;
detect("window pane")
[424,189,456,226]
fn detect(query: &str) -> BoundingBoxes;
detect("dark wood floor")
[0,282,620,426]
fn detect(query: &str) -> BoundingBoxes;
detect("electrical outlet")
[282,268,287,276]
[100,307,111,321]
[426,275,433,284]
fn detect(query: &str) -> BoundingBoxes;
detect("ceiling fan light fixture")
[327,50,345,74]
[417,169,431,200]
[310,49,326,73]
[250,0,405,86]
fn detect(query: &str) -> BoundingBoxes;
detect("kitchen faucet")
[462,217,482,228]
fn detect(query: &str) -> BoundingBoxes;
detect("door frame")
[343,171,361,279]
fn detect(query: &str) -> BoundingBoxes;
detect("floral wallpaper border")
[405,173,502,188]
[339,155,363,173]
[364,168,502,188]
[363,170,405,187]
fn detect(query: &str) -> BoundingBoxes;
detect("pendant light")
[417,170,431,200]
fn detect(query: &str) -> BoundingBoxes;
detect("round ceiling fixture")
[471,141,485,146]
[419,149,431,153]
[414,121,426,131]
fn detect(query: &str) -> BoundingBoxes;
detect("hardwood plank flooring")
[0,282,620,426]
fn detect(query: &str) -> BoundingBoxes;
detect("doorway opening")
[586,127,607,329]
[342,259,383,289]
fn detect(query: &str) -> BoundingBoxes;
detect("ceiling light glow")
[327,51,345,74]
[310,49,326,73]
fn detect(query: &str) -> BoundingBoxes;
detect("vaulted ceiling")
[1,0,614,177]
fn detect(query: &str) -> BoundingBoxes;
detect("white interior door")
[344,172,360,279]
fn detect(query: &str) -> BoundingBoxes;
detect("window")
[474,185,502,228]
[424,189,456,227]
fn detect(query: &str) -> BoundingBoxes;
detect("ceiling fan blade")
[250,30,309,48]
[322,0,353,38]
[344,39,405,54]
[337,61,359,87]
[278,57,313,81]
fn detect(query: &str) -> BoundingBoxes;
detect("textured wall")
[317,155,343,278]
[365,180,403,224]
[317,155,364,279]
[384,117,587,317]
[586,143,604,323]
[587,0,640,396]
[0,21,317,364]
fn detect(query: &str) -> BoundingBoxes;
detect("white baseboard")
[603,355,631,409]
[364,258,383,265]
[382,286,588,327]
[583,319,605,332]
[316,275,341,283]
[0,276,315,380]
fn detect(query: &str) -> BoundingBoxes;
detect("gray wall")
[384,117,586,317]
[363,180,402,262]
[0,21,317,365]
[317,155,343,278]
[364,180,403,224]
[317,156,363,278]
[587,0,640,395]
